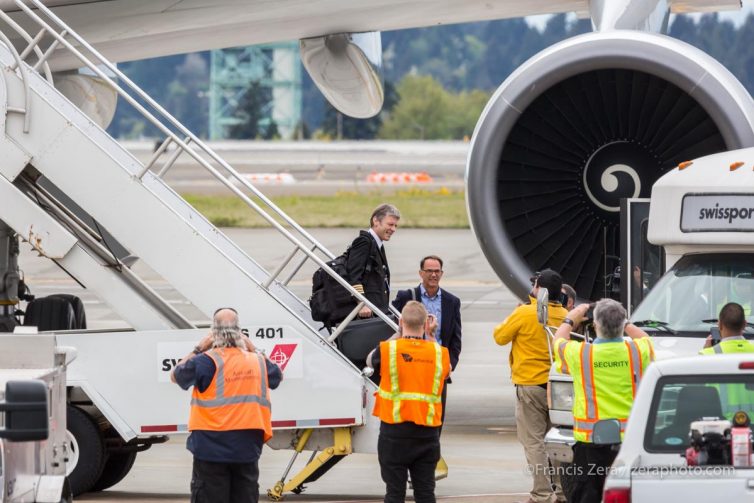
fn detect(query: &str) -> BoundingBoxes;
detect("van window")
[645,375,754,453]
[631,254,754,336]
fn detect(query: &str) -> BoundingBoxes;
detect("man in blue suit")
[392,255,462,480]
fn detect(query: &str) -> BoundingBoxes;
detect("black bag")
[337,316,395,364]
[309,251,357,328]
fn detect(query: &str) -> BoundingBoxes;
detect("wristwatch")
[192,346,203,355]
[563,318,575,327]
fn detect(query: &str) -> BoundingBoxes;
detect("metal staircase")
[0,1,399,497]
[0,0,397,339]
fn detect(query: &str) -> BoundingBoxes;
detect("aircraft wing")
[0,0,740,70]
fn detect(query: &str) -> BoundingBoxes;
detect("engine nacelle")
[467,31,754,301]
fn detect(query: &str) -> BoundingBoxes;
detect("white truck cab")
[546,147,754,465]
[603,354,754,501]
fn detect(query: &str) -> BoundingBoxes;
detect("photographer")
[553,299,654,503]
[171,308,283,503]
[493,268,568,503]
[701,302,754,355]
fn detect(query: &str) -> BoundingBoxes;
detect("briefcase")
[336,316,395,363]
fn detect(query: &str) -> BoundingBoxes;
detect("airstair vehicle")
[0,1,398,499]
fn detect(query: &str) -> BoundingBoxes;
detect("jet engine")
[467,31,754,301]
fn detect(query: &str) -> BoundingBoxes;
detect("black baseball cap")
[535,268,563,303]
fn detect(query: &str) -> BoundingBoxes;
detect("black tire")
[91,450,138,491]
[66,405,105,496]
[59,477,73,503]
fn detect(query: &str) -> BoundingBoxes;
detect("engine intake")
[467,31,754,301]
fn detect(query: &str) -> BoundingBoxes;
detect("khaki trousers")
[515,384,563,503]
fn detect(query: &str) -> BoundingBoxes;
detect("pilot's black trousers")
[569,441,618,503]
[378,431,440,503]
[190,458,259,503]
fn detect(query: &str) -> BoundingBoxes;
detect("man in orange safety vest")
[367,300,450,503]
[172,308,282,503]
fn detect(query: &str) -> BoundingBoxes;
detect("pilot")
[553,299,654,503]
[346,203,400,318]
[367,301,450,503]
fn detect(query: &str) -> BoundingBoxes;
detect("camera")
[529,272,541,287]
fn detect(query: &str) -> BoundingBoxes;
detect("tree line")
[106,13,754,141]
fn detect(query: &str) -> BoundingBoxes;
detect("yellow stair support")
[267,427,353,501]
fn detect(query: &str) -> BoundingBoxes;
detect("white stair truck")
[545,147,754,473]
[0,0,398,499]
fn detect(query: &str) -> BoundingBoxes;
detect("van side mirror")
[0,380,49,442]
[536,288,550,326]
[592,418,622,445]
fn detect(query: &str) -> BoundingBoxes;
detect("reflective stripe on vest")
[624,339,643,397]
[377,339,444,426]
[573,418,629,437]
[191,351,271,409]
[714,344,723,354]
[580,344,598,420]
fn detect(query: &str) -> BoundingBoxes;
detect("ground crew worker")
[553,299,654,503]
[367,301,450,503]
[171,308,283,503]
[493,268,567,503]
[701,302,754,355]
[700,302,754,419]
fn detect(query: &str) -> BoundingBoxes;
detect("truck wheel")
[59,477,73,503]
[65,405,105,495]
[91,450,138,491]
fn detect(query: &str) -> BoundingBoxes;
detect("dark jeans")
[190,458,259,503]
[378,433,440,503]
[570,442,618,503]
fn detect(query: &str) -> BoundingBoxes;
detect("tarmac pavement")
[19,227,538,502]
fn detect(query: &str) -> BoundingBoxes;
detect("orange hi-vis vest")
[189,347,273,442]
[373,338,450,427]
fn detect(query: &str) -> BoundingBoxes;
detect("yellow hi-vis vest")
[189,348,273,442]
[699,337,754,355]
[555,337,654,442]
[700,337,754,420]
[372,338,450,427]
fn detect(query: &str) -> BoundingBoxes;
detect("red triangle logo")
[269,343,297,371]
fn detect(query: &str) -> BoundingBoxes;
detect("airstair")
[0,0,397,498]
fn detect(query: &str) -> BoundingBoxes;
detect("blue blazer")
[392,286,462,377]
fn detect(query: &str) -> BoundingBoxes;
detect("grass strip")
[183,189,469,228]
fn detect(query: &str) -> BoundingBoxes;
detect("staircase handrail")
[6,0,400,333]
